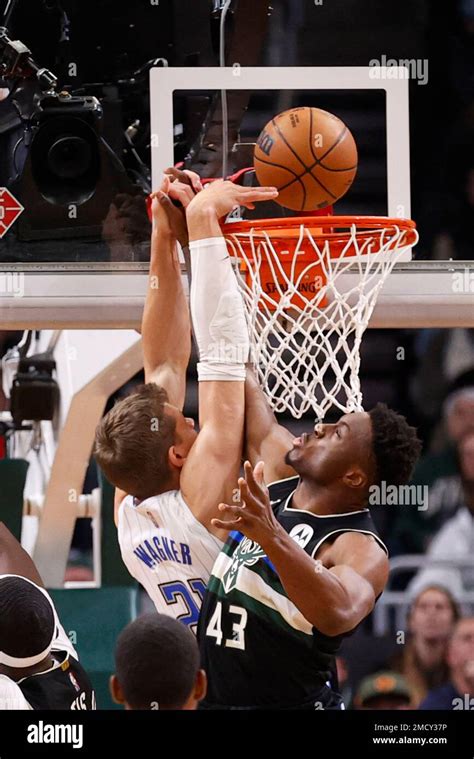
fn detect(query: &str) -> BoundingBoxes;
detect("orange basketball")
[253,107,358,212]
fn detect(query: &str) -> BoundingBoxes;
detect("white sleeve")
[0,675,32,710]
[189,236,249,381]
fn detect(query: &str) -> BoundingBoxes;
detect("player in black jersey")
[0,523,95,710]
[198,372,422,709]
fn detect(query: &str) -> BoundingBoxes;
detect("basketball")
[253,107,358,212]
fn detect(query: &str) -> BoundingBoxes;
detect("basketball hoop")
[222,215,418,419]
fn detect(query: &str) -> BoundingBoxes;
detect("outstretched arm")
[244,369,296,484]
[114,171,200,523]
[142,173,199,408]
[180,181,278,535]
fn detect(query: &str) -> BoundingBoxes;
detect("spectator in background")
[393,369,474,554]
[389,586,460,707]
[420,617,474,709]
[353,672,413,710]
[110,613,207,711]
[412,338,474,444]
[409,430,474,599]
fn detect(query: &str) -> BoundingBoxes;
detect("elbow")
[313,601,374,637]
[315,613,353,638]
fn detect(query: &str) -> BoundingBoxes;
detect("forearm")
[262,526,370,636]
[244,370,295,480]
[245,369,279,450]
[142,229,191,379]
[189,233,248,388]
[187,205,222,241]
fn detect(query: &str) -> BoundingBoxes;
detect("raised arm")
[180,181,278,534]
[142,174,197,408]
[244,369,296,484]
[114,172,199,522]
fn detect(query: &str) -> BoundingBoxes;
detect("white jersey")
[118,490,223,631]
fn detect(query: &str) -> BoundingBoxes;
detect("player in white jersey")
[0,523,95,711]
[94,171,278,628]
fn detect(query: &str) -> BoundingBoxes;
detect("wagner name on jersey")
[118,490,223,630]
[198,476,388,709]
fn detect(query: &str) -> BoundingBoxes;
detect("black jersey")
[198,476,388,709]
[18,649,96,710]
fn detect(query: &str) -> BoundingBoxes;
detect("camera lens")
[47,136,92,180]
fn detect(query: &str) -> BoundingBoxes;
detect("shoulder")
[0,675,31,710]
[325,529,389,566]
[118,491,176,525]
[321,530,389,594]
[329,528,387,553]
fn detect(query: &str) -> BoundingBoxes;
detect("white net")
[224,218,418,419]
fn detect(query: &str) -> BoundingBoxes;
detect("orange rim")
[222,215,417,247]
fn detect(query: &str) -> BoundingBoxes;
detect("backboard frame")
[150,65,412,219]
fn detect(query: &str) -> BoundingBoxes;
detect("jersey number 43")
[206,602,248,651]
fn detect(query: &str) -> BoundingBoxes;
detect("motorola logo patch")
[289,524,314,548]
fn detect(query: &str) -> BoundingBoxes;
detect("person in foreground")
[198,391,422,709]
[110,613,206,710]
[0,522,95,710]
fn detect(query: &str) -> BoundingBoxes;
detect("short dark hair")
[368,403,422,488]
[114,613,200,710]
[94,384,176,500]
[0,577,55,660]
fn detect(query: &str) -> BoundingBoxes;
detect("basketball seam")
[308,118,358,171]
[317,125,349,163]
[267,114,356,207]
[254,156,307,209]
[309,108,319,164]
[277,167,338,202]
[271,117,308,172]
[317,164,358,172]
[254,155,302,181]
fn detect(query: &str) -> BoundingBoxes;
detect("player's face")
[285,411,374,484]
[165,404,198,454]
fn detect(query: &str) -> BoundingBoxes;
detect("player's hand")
[211,460,280,546]
[150,169,204,247]
[150,174,189,247]
[165,167,203,196]
[186,179,278,220]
